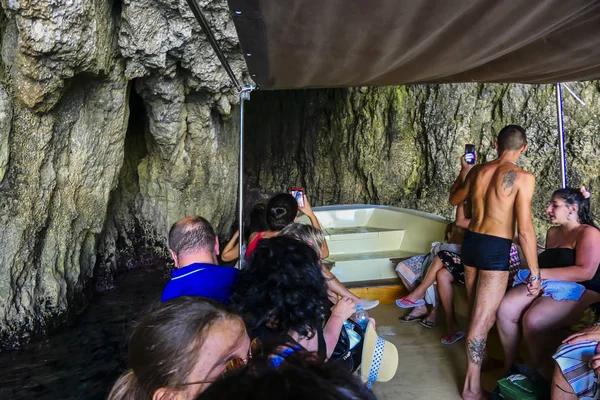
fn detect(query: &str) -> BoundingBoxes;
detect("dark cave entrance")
[95,81,155,291]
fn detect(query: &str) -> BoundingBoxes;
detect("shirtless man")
[449,125,542,400]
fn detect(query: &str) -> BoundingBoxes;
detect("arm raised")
[449,167,475,206]
[221,230,240,262]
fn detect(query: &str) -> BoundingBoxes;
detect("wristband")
[528,273,541,283]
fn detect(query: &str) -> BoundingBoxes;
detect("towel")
[513,270,586,301]
[553,340,600,399]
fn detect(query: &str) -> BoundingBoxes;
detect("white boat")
[300,205,449,300]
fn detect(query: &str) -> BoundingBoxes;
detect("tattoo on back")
[467,338,486,366]
[502,170,517,196]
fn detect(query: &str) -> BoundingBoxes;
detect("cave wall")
[245,84,600,238]
[0,0,245,349]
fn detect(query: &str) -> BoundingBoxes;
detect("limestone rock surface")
[245,83,600,238]
[0,0,243,349]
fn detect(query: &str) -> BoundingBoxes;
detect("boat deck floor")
[368,305,507,399]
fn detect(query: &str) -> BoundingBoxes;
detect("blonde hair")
[108,297,242,400]
[279,223,325,256]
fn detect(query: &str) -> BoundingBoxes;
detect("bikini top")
[539,248,600,293]
[245,231,264,259]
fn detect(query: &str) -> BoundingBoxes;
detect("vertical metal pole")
[556,83,567,189]
[238,86,255,264]
[238,94,245,262]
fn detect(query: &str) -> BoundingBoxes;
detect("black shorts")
[461,230,512,272]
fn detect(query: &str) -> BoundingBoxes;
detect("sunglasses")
[224,337,262,373]
[179,337,262,388]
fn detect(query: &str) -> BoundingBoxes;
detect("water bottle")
[352,305,369,332]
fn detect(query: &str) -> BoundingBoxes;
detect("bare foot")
[403,291,425,304]
[407,304,428,318]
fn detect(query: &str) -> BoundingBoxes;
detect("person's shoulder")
[579,225,600,240]
[516,169,535,185]
[516,168,533,178]
[248,231,261,242]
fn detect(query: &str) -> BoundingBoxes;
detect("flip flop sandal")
[399,314,425,323]
[441,331,466,345]
[420,318,436,329]
[395,297,426,309]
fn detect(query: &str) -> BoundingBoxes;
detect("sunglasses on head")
[224,337,262,373]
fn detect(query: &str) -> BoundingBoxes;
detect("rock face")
[0,0,245,349]
[245,84,600,238]
[0,0,599,349]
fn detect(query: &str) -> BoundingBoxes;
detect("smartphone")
[465,144,476,165]
[290,187,305,208]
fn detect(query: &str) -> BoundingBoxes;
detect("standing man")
[449,125,542,400]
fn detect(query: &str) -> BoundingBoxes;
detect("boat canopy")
[226,0,600,89]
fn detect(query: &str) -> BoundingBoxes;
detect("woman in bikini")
[497,187,600,380]
[221,203,268,268]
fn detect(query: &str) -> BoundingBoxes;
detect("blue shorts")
[461,230,512,272]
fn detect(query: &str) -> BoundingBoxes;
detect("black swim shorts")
[461,230,512,272]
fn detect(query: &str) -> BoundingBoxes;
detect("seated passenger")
[196,349,378,400]
[498,187,600,379]
[162,216,238,303]
[221,203,268,268]
[395,203,469,335]
[551,322,600,400]
[245,192,329,259]
[233,236,356,360]
[279,223,379,310]
[109,297,251,399]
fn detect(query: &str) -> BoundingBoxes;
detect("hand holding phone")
[290,187,305,208]
[465,144,476,165]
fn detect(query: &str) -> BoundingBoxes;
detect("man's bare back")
[467,159,534,240]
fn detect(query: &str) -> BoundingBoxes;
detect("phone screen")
[465,144,476,165]
[290,188,305,208]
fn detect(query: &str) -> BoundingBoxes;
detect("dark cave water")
[0,268,169,400]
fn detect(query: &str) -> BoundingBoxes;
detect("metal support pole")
[185,0,242,92]
[555,83,567,189]
[238,86,255,263]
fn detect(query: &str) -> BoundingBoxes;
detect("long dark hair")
[232,236,328,339]
[244,203,268,242]
[197,350,377,400]
[553,188,598,229]
[266,193,298,231]
[108,297,243,400]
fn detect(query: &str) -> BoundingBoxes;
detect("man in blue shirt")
[161,216,238,303]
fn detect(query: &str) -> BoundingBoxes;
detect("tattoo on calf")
[467,338,486,366]
[502,170,517,196]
